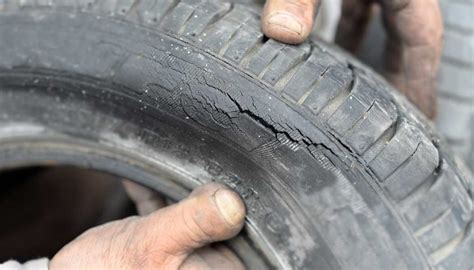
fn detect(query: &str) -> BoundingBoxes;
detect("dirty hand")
[50,183,246,269]
[261,0,443,119]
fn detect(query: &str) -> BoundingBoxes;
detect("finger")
[123,180,167,215]
[381,0,443,119]
[140,183,246,256]
[262,0,320,44]
[180,245,245,270]
[336,0,373,52]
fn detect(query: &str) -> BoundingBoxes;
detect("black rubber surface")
[0,0,472,269]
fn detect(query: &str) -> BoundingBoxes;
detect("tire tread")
[1,0,472,268]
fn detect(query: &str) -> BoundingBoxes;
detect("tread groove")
[366,117,407,166]
[361,120,397,158]
[297,66,330,104]
[157,0,181,25]
[258,46,286,79]
[317,66,354,118]
[0,1,472,268]
[197,2,235,38]
[342,100,376,136]
[218,17,247,56]
[176,6,196,35]
[274,45,314,92]
[273,61,303,91]
[238,37,267,68]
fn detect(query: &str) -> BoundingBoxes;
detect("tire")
[355,0,474,174]
[436,0,474,172]
[0,0,472,269]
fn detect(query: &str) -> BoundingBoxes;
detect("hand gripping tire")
[0,0,472,269]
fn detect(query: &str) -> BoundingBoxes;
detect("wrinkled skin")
[50,183,246,270]
[261,0,443,119]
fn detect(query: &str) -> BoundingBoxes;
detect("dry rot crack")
[224,92,342,161]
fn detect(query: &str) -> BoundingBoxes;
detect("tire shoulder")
[2,0,472,268]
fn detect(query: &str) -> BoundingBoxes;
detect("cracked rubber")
[0,0,472,269]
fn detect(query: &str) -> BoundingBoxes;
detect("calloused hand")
[261,0,443,119]
[50,183,246,269]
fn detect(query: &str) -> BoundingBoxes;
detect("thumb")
[122,180,167,215]
[139,183,246,257]
[262,0,320,44]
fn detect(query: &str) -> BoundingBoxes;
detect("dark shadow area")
[0,166,136,262]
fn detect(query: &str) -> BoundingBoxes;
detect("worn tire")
[0,0,472,269]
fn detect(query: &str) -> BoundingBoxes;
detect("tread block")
[160,1,195,34]
[281,61,321,101]
[282,50,338,101]
[179,1,232,39]
[327,76,397,154]
[199,19,243,53]
[243,39,286,76]
[345,101,397,154]
[222,27,263,63]
[301,66,351,114]
[261,44,311,86]
[328,92,368,136]
[137,0,179,25]
[368,121,423,181]
[404,164,472,231]
[219,3,253,22]
[383,141,439,201]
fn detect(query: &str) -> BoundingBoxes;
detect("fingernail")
[267,12,303,35]
[215,189,245,227]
